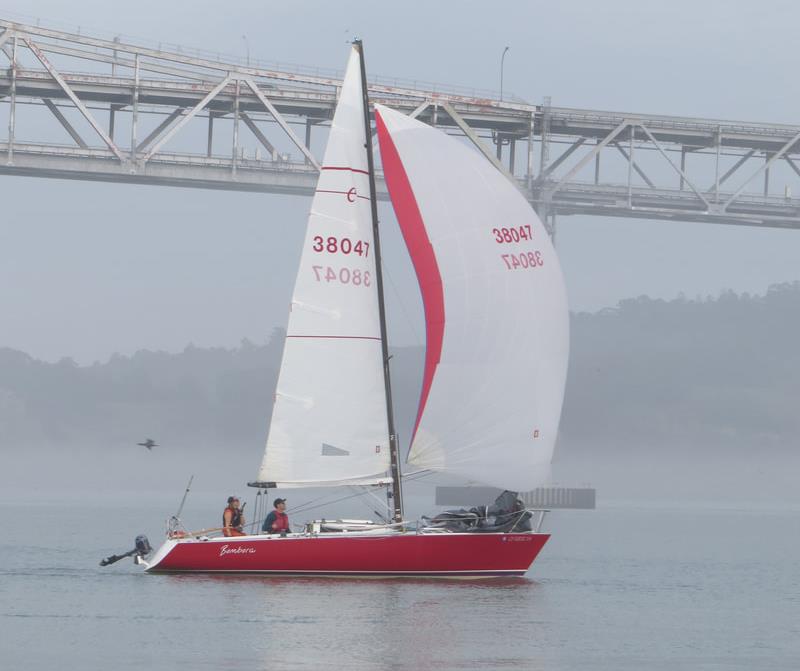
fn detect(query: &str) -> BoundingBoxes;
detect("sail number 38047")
[313,236,370,257]
[501,251,544,270]
[312,265,372,287]
[492,225,532,243]
[491,226,544,270]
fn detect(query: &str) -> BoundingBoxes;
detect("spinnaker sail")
[375,104,569,492]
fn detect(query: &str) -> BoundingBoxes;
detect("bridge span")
[2,18,800,231]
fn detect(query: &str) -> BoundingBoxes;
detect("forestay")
[375,104,569,492]
[256,48,390,488]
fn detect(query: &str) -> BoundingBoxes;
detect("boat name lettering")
[219,544,257,557]
[313,236,370,258]
[500,252,544,271]
[505,536,533,542]
[312,265,372,287]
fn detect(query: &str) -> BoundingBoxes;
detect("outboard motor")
[99,534,153,567]
[133,535,152,566]
[135,535,152,557]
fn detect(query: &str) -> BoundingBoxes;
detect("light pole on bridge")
[242,35,250,66]
[500,46,510,101]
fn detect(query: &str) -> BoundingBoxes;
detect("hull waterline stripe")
[148,569,528,577]
[375,109,445,443]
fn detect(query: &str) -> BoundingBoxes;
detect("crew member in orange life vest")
[223,496,246,537]
[262,498,289,534]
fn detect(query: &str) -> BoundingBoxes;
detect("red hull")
[147,532,549,577]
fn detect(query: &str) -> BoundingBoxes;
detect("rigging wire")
[289,487,384,516]
[353,485,391,522]
[288,470,434,518]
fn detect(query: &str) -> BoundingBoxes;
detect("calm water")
[1,499,798,670]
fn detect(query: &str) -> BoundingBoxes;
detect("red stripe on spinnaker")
[375,109,444,443]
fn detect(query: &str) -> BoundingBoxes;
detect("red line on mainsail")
[375,109,445,443]
[315,189,371,201]
[321,165,370,175]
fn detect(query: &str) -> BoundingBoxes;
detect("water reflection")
[148,574,544,670]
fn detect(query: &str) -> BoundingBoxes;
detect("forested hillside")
[2,283,798,497]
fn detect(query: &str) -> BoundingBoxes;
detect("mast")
[354,40,404,522]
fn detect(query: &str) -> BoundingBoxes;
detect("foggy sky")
[2,0,800,363]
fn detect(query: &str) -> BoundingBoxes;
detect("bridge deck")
[2,17,800,229]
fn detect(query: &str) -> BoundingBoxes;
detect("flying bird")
[137,438,158,450]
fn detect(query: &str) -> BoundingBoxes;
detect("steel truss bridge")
[2,18,800,231]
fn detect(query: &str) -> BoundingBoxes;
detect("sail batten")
[375,104,570,493]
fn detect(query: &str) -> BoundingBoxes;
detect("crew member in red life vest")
[223,496,246,537]
[262,498,289,534]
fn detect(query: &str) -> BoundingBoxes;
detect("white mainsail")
[256,47,390,488]
[375,104,570,493]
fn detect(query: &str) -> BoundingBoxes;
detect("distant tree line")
[561,282,800,456]
[1,283,798,456]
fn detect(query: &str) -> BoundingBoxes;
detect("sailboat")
[142,42,569,577]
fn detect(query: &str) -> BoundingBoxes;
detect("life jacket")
[270,510,289,533]
[223,506,243,530]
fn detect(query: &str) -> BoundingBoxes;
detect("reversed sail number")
[312,265,372,287]
[313,236,370,257]
[492,225,532,244]
[501,251,544,270]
